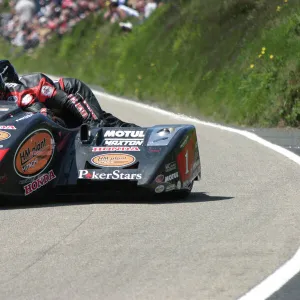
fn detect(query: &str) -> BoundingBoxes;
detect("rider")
[0,60,139,128]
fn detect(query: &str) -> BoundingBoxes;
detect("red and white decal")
[21,94,34,106]
[0,126,16,130]
[75,103,89,119]
[41,85,54,97]
[83,100,98,120]
[155,174,164,183]
[24,169,56,196]
[40,108,48,116]
[92,147,140,152]
[68,95,78,104]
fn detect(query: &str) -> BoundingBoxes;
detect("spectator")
[144,0,157,19]
[0,0,162,52]
[15,0,36,25]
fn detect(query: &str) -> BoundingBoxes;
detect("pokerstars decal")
[78,169,142,180]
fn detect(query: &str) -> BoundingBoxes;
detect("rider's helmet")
[0,60,19,83]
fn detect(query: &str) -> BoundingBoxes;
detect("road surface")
[0,91,300,300]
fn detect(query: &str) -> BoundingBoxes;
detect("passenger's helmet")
[0,60,19,83]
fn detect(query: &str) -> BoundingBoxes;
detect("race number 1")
[185,151,189,174]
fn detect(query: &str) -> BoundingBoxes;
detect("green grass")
[2,0,300,127]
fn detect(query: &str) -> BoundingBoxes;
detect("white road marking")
[238,248,300,299]
[92,89,300,300]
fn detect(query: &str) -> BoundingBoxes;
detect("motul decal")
[104,130,145,138]
[24,169,56,196]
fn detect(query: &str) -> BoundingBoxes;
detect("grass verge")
[2,0,300,127]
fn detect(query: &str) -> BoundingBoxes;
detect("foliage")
[3,0,300,127]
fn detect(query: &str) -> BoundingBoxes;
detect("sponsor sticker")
[0,131,10,142]
[193,159,201,170]
[0,108,9,112]
[16,114,33,122]
[5,83,18,88]
[148,147,161,153]
[166,184,176,192]
[14,129,55,178]
[91,153,136,168]
[0,174,8,184]
[192,159,201,178]
[21,94,34,106]
[155,185,165,194]
[104,140,143,146]
[180,136,189,148]
[177,181,182,190]
[0,126,16,130]
[165,162,176,172]
[104,130,145,138]
[7,96,17,102]
[78,169,142,180]
[92,147,140,152]
[155,174,164,183]
[41,85,54,97]
[24,169,56,196]
[165,172,179,182]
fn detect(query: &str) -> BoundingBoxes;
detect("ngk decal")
[165,172,179,182]
[24,169,56,196]
[78,169,142,180]
[92,147,140,152]
[104,130,145,138]
[104,140,143,146]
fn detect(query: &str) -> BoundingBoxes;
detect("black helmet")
[0,60,19,83]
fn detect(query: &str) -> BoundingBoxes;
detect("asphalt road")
[1,93,300,300]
